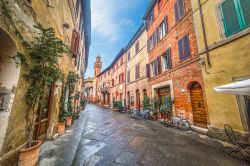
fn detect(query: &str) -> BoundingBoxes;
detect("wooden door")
[136,90,140,109]
[190,83,207,128]
[33,84,54,141]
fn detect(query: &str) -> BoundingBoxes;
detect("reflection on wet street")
[39,104,245,166]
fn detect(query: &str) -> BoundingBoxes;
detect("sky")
[85,0,150,78]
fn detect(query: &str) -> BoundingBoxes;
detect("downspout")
[198,0,211,66]
[124,57,127,110]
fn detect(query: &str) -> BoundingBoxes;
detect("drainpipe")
[124,57,127,110]
[198,0,211,66]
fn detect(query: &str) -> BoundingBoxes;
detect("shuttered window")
[159,16,168,40]
[127,70,130,83]
[220,0,250,37]
[135,41,140,53]
[178,35,191,61]
[163,48,172,70]
[157,56,162,74]
[151,61,157,77]
[128,51,130,61]
[146,64,150,78]
[135,63,140,79]
[174,0,185,22]
[70,29,80,57]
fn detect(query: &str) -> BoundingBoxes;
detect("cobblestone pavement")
[39,104,248,166]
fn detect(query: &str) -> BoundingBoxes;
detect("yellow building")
[0,0,90,164]
[191,0,250,140]
[126,24,150,109]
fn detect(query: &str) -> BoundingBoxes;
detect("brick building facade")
[144,0,208,128]
[92,49,126,107]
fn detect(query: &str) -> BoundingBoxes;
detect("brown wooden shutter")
[157,56,162,74]
[71,29,80,57]
[146,64,150,78]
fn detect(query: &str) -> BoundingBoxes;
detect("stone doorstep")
[191,125,208,135]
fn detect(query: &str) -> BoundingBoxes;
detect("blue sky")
[85,0,150,78]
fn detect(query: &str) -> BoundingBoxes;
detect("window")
[174,0,184,22]
[70,29,80,57]
[158,17,168,40]
[163,48,172,70]
[116,63,118,70]
[151,61,157,77]
[135,63,140,79]
[178,35,191,61]
[158,0,164,10]
[127,70,130,83]
[131,96,134,106]
[121,57,123,65]
[148,12,154,28]
[135,41,140,53]
[0,94,7,110]
[112,79,114,86]
[146,64,150,78]
[157,56,162,74]
[119,73,124,83]
[147,36,154,52]
[220,0,250,37]
[128,51,130,61]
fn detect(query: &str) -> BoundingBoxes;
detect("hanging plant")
[22,23,69,147]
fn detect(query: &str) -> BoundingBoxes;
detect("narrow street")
[39,104,246,166]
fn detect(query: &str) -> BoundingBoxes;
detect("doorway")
[190,82,207,128]
[127,91,130,108]
[33,84,54,140]
[136,89,140,109]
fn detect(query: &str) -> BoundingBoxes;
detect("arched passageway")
[0,28,20,152]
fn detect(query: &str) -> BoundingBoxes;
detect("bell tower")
[94,54,102,77]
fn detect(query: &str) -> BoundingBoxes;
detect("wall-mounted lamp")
[63,23,70,29]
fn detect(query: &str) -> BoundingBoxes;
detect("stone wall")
[0,0,77,164]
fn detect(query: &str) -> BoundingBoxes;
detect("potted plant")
[58,108,67,136]
[149,97,158,120]
[65,111,73,127]
[18,24,69,166]
[80,99,87,111]
[142,96,150,110]
[160,97,173,119]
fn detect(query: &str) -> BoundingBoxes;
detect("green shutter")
[164,96,168,106]
[220,0,241,36]
[238,0,250,27]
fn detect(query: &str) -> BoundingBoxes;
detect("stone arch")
[0,28,21,152]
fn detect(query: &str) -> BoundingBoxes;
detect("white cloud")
[91,0,137,42]
[91,0,119,42]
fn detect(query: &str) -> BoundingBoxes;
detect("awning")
[214,79,250,96]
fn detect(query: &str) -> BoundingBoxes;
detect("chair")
[224,124,250,159]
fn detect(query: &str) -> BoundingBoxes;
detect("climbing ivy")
[23,24,69,145]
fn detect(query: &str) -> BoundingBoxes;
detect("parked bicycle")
[162,113,190,131]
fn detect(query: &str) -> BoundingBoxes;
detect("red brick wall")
[147,0,208,125]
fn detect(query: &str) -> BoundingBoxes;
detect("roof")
[143,0,158,20]
[81,0,91,75]
[125,23,146,50]
[97,48,125,77]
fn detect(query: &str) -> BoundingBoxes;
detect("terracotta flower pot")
[66,116,72,127]
[57,122,65,135]
[18,140,42,166]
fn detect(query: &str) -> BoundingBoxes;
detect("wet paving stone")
[115,151,136,165]
[40,104,248,166]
